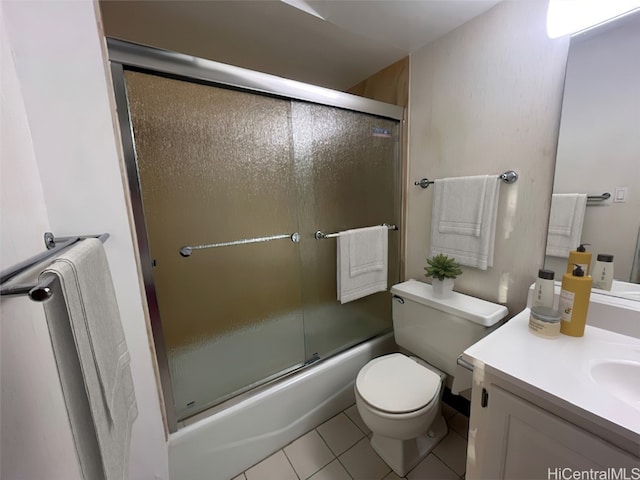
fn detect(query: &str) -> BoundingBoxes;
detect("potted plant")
[424,253,463,298]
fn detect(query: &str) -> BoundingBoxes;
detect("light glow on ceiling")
[280,0,325,20]
[547,0,640,38]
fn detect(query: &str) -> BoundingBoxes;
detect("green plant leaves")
[424,254,463,281]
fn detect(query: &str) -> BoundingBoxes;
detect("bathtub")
[168,332,396,480]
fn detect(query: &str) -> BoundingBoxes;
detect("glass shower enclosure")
[109,39,403,431]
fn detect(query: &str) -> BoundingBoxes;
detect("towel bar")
[456,355,474,373]
[586,192,611,202]
[0,232,110,301]
[414,170,518,189]
[180,232,300,257]
[315,223,397,240]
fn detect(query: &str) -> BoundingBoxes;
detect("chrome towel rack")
[414,170,518,189]
[0,232,110,301]
[314,223,397,240]
[180,232,300,257]
[587,192,611,202]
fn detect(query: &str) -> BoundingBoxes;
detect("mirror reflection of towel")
[546,193,587,258]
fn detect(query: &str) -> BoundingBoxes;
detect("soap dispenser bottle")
[592,254,614,290]
[559,264,592,337]
[532,269,555,308]
[566,244,592,276]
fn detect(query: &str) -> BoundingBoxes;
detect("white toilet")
[355,279,508,476]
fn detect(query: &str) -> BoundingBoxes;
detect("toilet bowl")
[355,353,447,476]
[354,280,509,477]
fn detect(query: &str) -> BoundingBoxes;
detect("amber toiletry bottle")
[566,244,592,276]
[559,264,592,337]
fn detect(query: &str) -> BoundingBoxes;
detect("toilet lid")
[356,353,441,414]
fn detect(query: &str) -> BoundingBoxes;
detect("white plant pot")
[432,278,454,298]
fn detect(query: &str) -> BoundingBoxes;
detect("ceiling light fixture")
[546,0,640,38]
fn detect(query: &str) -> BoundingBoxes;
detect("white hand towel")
[337,226,388,304]
[42,239,137,480]
[546,193,587,258]
[438,175,489,237]
[431,176,500,270]
[349,225,387,276]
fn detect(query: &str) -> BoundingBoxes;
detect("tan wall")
[347,57,409,108]
[406,1,570,314]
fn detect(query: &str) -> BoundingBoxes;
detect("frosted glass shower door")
[291,103,401,359]
[124,71,305,420]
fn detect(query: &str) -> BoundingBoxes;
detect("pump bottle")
[566,244,592,276]
[532,269,555,308]
[559,264,592,337]
[592,254,614,290]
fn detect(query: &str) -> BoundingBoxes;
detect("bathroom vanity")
[461,296,640,479]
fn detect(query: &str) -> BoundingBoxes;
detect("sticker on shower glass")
[372,128,392,138]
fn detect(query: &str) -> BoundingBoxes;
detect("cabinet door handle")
[481,388,489,408]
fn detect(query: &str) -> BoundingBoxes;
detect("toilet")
[355,279,508,476]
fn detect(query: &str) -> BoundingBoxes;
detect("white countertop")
[462,308,640,438]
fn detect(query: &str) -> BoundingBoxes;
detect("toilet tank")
[391,280,508,377]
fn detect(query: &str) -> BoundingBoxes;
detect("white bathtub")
[168,333,396,480]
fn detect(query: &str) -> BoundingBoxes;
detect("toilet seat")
[356,353,441,414]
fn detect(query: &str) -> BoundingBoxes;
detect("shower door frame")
[107,38,405,433]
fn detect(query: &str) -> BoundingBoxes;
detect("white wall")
[406,0,569,314]
[1,8,81,479]
[549,15,640,282]
[1,1,169,478]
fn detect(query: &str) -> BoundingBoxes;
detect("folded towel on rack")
[42,238,137,480]
[349,225,387,276]
[337,226,388,304]
[546,193,587,258]
[438,175,489,237]
[431,175,500,270]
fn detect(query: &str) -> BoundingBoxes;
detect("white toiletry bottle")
[532,269,555,308]
[592,254,614,290]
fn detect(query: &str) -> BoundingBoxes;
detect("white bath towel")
[42,238,137,480]
[546,193,587,258]
[337,226,388,304]
[431,175,500,270]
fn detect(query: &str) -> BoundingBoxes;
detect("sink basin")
[590,360,640,410]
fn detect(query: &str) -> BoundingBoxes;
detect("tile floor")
[233,402,469,480]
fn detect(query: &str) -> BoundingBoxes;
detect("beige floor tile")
[284,430,335,479]
[447,413,469,439]
[433,431,468,477]
[339,437,391,480]
[245,450,298,480]
[231,474,247,480]
[317,413,364,455]
[308,459,352,480]
[407,454,459,480]
[345,403,372,435]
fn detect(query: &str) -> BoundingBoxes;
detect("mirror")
[544,10,640,299]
